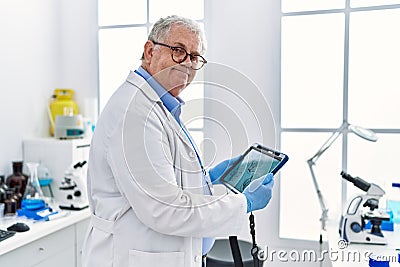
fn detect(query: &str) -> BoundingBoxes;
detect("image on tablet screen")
[223,151,279,192]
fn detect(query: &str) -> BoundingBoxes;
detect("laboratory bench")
[326,218,400,266]
[0,208,90,267]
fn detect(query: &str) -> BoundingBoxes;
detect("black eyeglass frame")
[152,41,207,70]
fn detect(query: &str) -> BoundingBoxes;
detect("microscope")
[339,171,390,245]
[58,161,89,210]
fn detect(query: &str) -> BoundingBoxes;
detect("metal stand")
[307,123,347,240]
[306,122,377,243]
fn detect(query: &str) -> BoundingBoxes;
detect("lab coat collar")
[135,66,184,123]
[127,70,195,152]
[126,70,161,103]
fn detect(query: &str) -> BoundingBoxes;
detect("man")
[82,15,274,267]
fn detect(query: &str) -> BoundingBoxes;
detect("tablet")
[220,144,289,193]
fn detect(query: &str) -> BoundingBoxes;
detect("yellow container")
[49,89,79,136]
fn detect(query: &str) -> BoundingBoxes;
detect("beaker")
[23,162,44,200]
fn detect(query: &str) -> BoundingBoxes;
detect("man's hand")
[208,155,242,184]
[242,173,274,213]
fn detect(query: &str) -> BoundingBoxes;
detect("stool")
[206,239,256,267]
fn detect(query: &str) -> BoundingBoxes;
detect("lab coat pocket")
[129,249,184,267]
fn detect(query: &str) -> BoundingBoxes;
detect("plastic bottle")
[386,183,400,224]
[49,88,79,136]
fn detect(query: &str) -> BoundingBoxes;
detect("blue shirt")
[135,67,214,255]
[135,66,184,122]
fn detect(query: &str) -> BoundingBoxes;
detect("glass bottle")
[21,162,46,210]
[4,189,16,215]
[22,162,45,210]
[23,162,44,199]
[0,175,6,203]
[13,186,22,209]
[1,175,9,191]
[6,161,28,196]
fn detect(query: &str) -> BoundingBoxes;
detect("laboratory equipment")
[4,189,17,215]
[307,121,377,242]
[35,210,70,222]
[0,177,6,216]
[339,171,390,245]
[37,162,54,198]
[48,88,79,136]
[22,162,45,203]
[386,183,400,224]
[83,97,98,138]
[23,138,90,203]
[17,162,54,220]
[54,113,85,139]
[6,161,27,196]
[58,161,89,210]
[369,254,390,267]
[0,203,4,217]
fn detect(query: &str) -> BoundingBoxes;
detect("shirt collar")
[135,66,184,122]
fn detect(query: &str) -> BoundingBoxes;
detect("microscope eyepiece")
[340,171,351,180]
[341,171,371,192]
[73,161,87,169]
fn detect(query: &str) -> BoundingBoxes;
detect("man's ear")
[143,40,154,64]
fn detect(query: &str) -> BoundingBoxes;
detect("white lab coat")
[82,71,248,267]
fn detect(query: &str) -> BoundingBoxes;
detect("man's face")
[143,24,202,97]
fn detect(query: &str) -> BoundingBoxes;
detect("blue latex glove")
[208,155,242,184]
[242,173,274,213]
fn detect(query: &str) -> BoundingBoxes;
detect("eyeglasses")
[152,41,207,70]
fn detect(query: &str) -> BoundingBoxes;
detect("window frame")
[96,0,205,136]
[280,0,400,240]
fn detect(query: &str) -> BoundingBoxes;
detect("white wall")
[204,1,325,265]
[0,0,97,175]
[204,0,281,244]
[58,0,98,108]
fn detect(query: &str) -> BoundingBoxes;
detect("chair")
[206,239,256,267]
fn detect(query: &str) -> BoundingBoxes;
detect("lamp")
[307,121,377,243]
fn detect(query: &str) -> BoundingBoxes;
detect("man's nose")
[181,55,193,67]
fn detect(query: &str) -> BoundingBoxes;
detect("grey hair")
[141,15,207,59]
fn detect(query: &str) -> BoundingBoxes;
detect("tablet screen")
[221,145,287,193]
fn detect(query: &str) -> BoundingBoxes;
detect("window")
[280,1,400,241]
[97,0,205,147]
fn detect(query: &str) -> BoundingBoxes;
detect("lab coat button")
[189,151,196,158]
[194,255,201,262]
